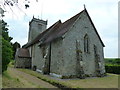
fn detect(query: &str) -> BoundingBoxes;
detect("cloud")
[3,18,29,46]
[104,37,118,58]
[11,36,28,46]
[3,0,118,58]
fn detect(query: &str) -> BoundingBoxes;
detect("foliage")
[105,64,120,74]
[9,60,15,68]
[12,42,20,59]
[1,0,39,10]
[105,58,120,74]
[104,58,120,65]
[0,7,5,17]
[2,20,13,72]
[3,70,12,79]
[2,20,13,41]
[2,38,13,72]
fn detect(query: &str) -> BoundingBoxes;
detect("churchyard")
[2,59,119,88]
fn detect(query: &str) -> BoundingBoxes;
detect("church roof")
[23,10,84,48]
[23,9,105,48]
[16,48,31,58]
[40,10,84,45]
[23,20,62,48]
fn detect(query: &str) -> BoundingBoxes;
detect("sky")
[1,0,118,58]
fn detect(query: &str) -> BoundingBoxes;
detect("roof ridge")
[63,10,84,24]
[40,20,62,42]
[52,10,84,39]
[23,20,62,48]
[23,10,85,47]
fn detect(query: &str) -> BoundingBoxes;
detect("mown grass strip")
[19,69,78,89]
[17,68,119,89]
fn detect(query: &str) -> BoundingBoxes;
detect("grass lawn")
[3,62,119,89]
[2,70,25,88]
[63,74,119,88]
[2,68,44,88]
[19,68,119,88]
[19,68,71,88]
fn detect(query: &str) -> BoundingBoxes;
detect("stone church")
[15,8,106,78]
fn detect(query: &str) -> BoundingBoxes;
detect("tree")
[0,7,5,18]
[1,0,39,10]
[4,0,30,9]
[0,0,40,20]
[2,37,13,72]
[2,20,13,41]
[2,19,13,72]
[12,42,20,59]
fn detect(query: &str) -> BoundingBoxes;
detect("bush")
[114,58,120,64]
[10,60,15,65]
[105,58,120,65]
[2,20,13,73]
[105,65,120,74]
[2,38,13,72]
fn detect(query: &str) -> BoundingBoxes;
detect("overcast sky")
[1,0,118,58]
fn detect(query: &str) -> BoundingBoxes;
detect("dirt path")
[8,67,59,88]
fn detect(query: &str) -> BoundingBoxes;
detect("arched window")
[84,34,89,53]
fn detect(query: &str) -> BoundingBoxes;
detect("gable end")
[84,9,105,47]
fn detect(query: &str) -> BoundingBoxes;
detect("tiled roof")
[23,20,62,48]
[16,48,31,58]
[41,10,84,45]
[23,9,105,48]
[23,10,84,48]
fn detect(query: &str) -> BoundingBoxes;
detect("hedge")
[105,65,120,74]
[105,58,120,65]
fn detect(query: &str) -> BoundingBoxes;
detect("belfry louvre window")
[84,34,89,53]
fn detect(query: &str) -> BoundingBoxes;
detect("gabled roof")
[16,48,31,58]
[23,20,62,48]
[23,9,105,48]
[23,10,84,48]
[41,10,84,45]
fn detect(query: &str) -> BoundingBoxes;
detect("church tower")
[28,17,47,42]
